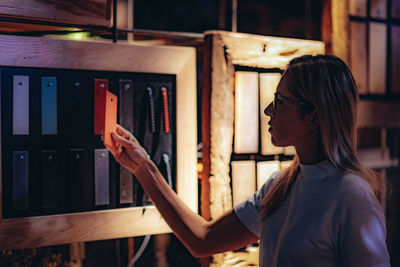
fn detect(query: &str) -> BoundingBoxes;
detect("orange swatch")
[104,91,118,149]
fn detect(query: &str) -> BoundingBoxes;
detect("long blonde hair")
[261,55,385,220]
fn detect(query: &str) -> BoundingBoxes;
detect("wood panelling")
[370,0,387,19]
[369,22,387,94]
[332,0,350,63]
[349,0,367,17]
[0,207,171,250]
[358,100,400,128]
[391,26,400,94]
[0,0,111,26]
[350,21,368,94]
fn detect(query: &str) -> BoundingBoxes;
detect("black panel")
[41,150,59,209]
[67,149,93,211]
[12,151,29,210]
[132,81,175,206]
[1,66,176,218]
[119,79,135,205]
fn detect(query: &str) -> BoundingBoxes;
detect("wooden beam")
[359,100,400,128]
[0,207,171,250]
[331,0,350,63]
[0,0,111,27]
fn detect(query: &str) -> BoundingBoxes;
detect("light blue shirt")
[234,161,390,267]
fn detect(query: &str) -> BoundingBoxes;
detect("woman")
[104,55,390,266]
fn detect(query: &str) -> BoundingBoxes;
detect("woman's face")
[264,74,310,148]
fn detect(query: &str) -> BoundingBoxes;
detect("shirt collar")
[299,160,336,179]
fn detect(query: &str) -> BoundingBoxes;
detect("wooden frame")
[0,0,111,27]
[321,0,350,63]
[0,34,197,250]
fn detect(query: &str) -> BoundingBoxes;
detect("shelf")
[0,206,170,250]
[0,0,111,27]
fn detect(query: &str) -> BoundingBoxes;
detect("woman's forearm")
[133,159,258,257]
[134,159,212,257]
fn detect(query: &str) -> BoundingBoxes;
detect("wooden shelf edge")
[0,206,171,250]
[0,0,111,28]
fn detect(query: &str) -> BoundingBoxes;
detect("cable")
[127,234,151,267]
[126,154,173,267]
[162,153,173,187]
[147,87,156,133]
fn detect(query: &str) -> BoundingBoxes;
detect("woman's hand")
[103,124,149,174]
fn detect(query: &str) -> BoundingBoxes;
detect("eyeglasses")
[272,92,312,110]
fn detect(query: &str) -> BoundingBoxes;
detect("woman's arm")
[105,125,258,258]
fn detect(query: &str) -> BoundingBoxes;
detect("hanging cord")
[162,153,173,187]
[127,154,173,267]
[127,234,151,267]
[147,87,156,133]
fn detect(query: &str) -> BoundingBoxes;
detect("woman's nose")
[264,102,274,117]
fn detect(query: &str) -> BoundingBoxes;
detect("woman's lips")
[268,121,273,133]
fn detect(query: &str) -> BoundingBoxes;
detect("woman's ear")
[304,110,319,129]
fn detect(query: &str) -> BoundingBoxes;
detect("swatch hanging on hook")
[41,77,58,135]
[94,79,109,135]
[104,91,118,149]
[12,151,29,210]
[119,79,134,133]
[147,87,156,133]
[13,75,29,135]
[161,87,170,133]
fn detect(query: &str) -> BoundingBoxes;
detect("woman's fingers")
[112,132,133,148]
[116,124,133,139]
[104,142,117,157]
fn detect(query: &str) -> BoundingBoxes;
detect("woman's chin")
[271,138,288,148]
[271,138,281,147]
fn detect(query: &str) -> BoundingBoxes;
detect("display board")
[0,34,197,250]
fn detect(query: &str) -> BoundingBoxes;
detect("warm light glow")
[259,73,284,155]
[234,71,259,153]
[231,161,256,206]
[257,161,280,190]
[62,31,90,41]
[205,31,325,69]
[283,146,296,156]
[280,160,293,170]
[368,22,387,94]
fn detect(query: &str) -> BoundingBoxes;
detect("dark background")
[134,0,323,40]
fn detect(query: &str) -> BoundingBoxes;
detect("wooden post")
[322,0,350,63]
[200,34,212,267]
[128,237,135,265]
[69,242,85,267]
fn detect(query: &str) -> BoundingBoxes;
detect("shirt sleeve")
[338,177,390,267]
[233,171,279,237]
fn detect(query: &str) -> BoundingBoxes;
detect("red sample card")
[104,91,118,149]
[94,79,109,135]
